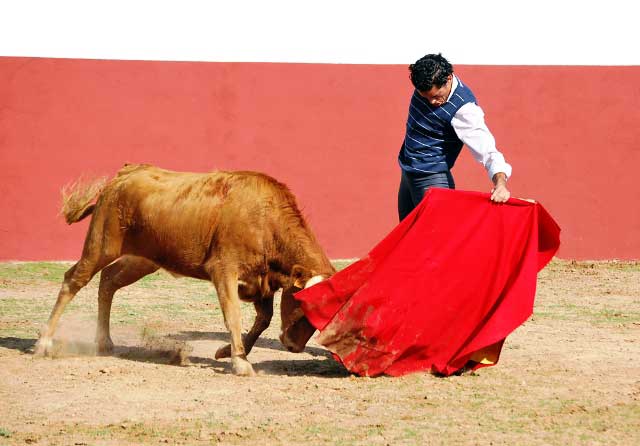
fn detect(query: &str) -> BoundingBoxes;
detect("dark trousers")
[398,170,455,221]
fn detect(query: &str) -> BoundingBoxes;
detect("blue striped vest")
[398,77,477,174]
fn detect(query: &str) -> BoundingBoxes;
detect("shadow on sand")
[0,335,348,377]
[168,330,331,358]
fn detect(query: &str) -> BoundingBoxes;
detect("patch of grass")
[534,300,640,325]
[547,258,640,272]
[0,260,359,286]
[403,427,419,438]
[0,297,52,321]
[331,259,358,271]
[133,270,170,287]
[305,425,322,435]
[591,307,640,324]
[0,427,11,438]
[0,262,71,282]
[366,425,385,437]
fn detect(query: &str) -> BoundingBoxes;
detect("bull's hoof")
[33,337,53,357]
[96,338,114,356]
[215,344,232,359]
[232,356,256,377]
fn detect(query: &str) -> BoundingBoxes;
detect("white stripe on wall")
[1,0,638,65]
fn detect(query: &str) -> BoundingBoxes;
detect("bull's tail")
[60,176,108,224]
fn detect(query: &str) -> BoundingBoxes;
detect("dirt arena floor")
[0,259,638,445]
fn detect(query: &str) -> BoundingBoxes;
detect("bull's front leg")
[216,296,274,360]
[210,269,256,376]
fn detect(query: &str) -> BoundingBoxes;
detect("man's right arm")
[491,172,510,203]
[451,102,512,179]
[451,102,512,202]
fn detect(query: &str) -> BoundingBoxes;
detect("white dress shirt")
[448,76,512,181]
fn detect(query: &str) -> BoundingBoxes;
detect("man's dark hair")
[409,53,453,91]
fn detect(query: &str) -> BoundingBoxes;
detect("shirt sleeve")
[451,102,512,181]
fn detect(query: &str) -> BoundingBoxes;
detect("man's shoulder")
[451,77,477,106]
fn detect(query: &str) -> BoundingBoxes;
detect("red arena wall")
[1,57,638,260]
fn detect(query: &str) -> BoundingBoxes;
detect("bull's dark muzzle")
[280,316,316,353]
[285,343,304,353]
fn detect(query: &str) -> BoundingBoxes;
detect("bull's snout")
[279,330,305,353]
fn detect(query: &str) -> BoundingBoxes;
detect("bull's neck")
[283,233,335,276]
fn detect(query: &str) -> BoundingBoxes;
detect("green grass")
[534,300,640,325]
[2,258,637,284]
[0,260,337,343]
[0,261,70,282]
[0,259,355,285]
[332,259,357,271]
[0,260,356,329]
[0,427,11,438]
[543,258,640,271]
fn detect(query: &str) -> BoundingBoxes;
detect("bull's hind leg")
[215,297,274,359]
[209,266,256,376]
[35,207,123,356]
[96,256,159,354]
[34,255,118,356]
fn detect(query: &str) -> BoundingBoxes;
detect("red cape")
[295,189,561,377]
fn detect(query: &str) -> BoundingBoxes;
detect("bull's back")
[108,165,290,275]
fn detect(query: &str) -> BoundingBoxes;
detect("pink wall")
[1,57,638,260]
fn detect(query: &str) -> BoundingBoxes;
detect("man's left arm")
[451,103,512,203]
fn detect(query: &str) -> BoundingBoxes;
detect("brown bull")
[35,164,333,376]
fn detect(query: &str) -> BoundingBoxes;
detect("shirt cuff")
[488,162,512,181]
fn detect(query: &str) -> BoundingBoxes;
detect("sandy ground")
[0,259,639,445]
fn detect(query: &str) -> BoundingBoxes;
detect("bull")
[35,164,332,376]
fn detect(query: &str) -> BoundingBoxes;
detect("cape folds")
[294,188,561,377]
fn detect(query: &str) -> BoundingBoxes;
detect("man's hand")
[490,172,510,203]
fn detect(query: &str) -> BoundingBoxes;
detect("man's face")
[418,74,453,107]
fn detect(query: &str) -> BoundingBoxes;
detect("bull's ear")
[290,264,312,289]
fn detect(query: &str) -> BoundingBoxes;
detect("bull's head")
[279,265,326,353]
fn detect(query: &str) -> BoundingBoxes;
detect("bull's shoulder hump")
[115,165,273,184]
[115,163,157,177]
[115,165,222,183]
[111,166,293,201]
[227,171,292,191]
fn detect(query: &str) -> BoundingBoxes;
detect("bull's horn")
[304,275,325,289]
